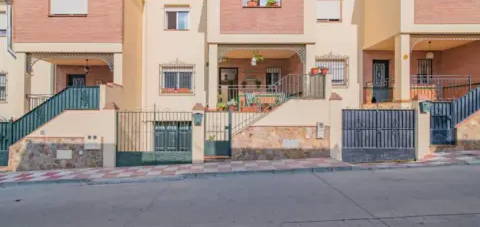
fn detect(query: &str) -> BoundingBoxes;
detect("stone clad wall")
[9,137,103,171]
[232,126,330,160]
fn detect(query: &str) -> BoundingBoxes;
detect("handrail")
[1,86,100,147]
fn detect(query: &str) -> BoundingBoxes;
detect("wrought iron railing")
[217,74,325,112]
[410,75,472,101]
[0,86,100,166]
[26,94,53,111]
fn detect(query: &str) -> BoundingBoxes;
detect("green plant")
[208,135,216,141]
[217,102,226,110]
[227,99,237,107]
[253,53,264,63]
[266,0,278,6]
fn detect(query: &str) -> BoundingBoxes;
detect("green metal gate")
[116,111,193,167]
[204,111,232,157]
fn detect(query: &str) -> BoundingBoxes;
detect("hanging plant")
[266,0,279,7]
[253,53,264,63]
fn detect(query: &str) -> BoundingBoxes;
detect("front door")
[219,68,238,103]
[67,74,86,87]
[372,60,390,102]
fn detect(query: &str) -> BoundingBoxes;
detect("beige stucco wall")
[29,110,117,168]
[363,0,400,50]
[314,0,362,108]
[142,0,207,111]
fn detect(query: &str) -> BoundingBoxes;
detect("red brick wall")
[55,66,113,92]
[220,0,304,34]
[415,0,480,24]
[14,0,123,43]
[219,56,303,85]
[440,41,480,83]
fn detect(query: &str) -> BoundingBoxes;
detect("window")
[50,0,88,16]
[266,68,281,90]
[316,58,348,86]
[165,7,189,30]
[417,59,433,84]
[0,12,6,37]
[160,65,194,93]
[316,0,342,22]
[242,0,282,7]
[0,74,6,101]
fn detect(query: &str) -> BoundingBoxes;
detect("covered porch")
[26,53,119,111]
[213,45,325,112]
[363,35,480,104]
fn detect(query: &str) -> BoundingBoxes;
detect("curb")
[1,161,478,188]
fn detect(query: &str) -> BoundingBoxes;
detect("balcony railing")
[217,74,325,112]
[410,75,472,101]
[26,94,53,111]
[363,75,474,103]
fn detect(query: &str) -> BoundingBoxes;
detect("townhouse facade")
[1,0,480,170]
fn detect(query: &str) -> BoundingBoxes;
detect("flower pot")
[162,88,176,93]
[321,68,329,75]
[247,1,258,7]
[311,67,320,75]
[177,88,191,93]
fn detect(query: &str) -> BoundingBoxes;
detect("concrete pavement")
[0,165,479,227]
[1,150,479,186]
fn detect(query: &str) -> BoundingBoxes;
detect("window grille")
[0,74,7,101]
[160,64,195,93]
[316,58,348,86]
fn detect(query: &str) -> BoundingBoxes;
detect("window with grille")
[316,59,348,86]
[165,7,189,30]
[50,0,88,15]
[316,0,342,22]
[160,65,194,94]
[0,74,6,101]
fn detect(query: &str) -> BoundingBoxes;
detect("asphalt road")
[0,165,479,227]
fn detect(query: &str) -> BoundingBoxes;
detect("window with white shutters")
[316,0,342,22]
[50,0,88,15]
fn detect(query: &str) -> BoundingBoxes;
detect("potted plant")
[310,67,320,75]
[247,0,259,7]
[177,88,191,93]
[162,88,176,93]
[255,79,262,88]
[216,102,226,111]
[320,66,329,76]
[266,0,279,7]
[227,99,238,111]
[241,81,248,89]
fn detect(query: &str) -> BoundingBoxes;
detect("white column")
[113,53,123,85]
[415,102,431,160]
[394,34,411,102]
[208,44,219,109]
[329,94,343,161]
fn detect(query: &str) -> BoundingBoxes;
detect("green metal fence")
[116,111,193,167]
[0,86,100,166]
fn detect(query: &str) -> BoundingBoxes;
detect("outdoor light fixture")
[84,59,90,74]
[251,57,257,66]
[426,41,434,59]
[192,112,203,126]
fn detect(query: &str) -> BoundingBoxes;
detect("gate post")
[329,93,343,161]
[415,102,431,160]
[192,103,205,163]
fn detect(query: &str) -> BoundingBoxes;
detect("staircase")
[0,86,100,165]
[431,86,480,145]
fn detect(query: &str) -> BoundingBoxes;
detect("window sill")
[164,29,190,31]
[317,19,342,23]
[161,89,194,96]
[242,6,282,8]
[48,14,88,17]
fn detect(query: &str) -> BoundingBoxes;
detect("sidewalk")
[1,150,479,186]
